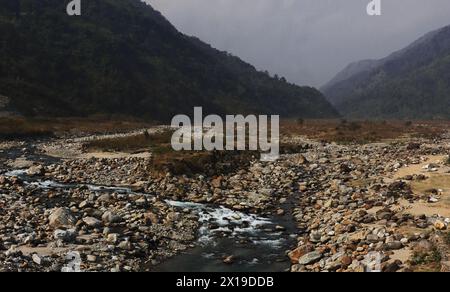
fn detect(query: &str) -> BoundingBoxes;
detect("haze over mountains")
[0,0,338,121]
[322,25,450,120]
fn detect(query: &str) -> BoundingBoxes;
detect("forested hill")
[0,0,339,121]
[322,25,450,119]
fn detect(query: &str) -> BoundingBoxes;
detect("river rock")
[97,194,112,203]
[87,255,97,262]
[211,177,223,188]
[4,246,21,257]
[118,241,132,250]
[366,234,380,243]
[384,241,403,251]
[434,220,446,230]
[54,229,77,242]
[27,165,44,176]
[49,208,76,228]
[297,251,322,265]
[223,255,235,264]
[340,256,353,267]
[83,217,102,228]
[32,254,43,265]
[107,233,119,243]
[288,245,314,264]
[102,211,122,224]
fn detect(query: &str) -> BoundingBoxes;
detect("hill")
[322,25,450,119]
[0,0,338,121]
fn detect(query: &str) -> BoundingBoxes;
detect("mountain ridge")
[0,0,339,121]
[322,24,450,119]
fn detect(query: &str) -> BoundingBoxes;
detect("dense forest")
[0,0,338,121]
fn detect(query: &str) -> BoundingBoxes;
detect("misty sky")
[145,0,450,87]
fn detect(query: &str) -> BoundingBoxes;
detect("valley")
[1,120,449,272]
[2,0,450,274]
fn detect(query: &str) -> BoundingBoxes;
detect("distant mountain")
[0,0,338,121]
[322,25,450,119]
[321,59,380,106]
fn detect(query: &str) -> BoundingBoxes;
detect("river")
[4,167,297,272]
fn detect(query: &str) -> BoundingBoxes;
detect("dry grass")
[83,130,173,153]
[0,116,154,140]
[0,117,53,139]
[149,150,259,176]
[82,130,259,176]
[410,248,443,272]
[280,119,448,144]
[2,117,449,143]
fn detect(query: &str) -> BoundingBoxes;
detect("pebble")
[223,255,235,264]
[87,255,97,262]
[32,254,43,265]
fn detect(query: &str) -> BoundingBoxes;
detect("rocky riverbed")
[1,130,450,272]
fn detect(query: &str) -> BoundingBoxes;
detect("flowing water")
[3,166,296,272]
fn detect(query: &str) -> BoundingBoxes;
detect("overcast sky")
[145,0,450,87]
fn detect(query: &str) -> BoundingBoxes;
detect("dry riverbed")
[1,126,450,272]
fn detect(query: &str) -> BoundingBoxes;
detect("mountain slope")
[321,59,379,105]
[0,0,338,121]
[322,25,450,119]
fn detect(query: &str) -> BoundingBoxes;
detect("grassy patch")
[411,249,442,265]
[410,247,442,272]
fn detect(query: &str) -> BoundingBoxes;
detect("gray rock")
[384,241,403,250]
[366,234,380,243]
[83,217,102,228]
[4,246,21,257]
[102,211,122,224]
[78,200,90,209]
[118,241,132,250]
[298,251,323,265]
[309,231,321,243]
[97,194,112,203]
[32,254,43,265]
[53,229,77,242]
